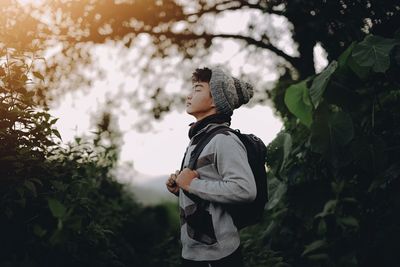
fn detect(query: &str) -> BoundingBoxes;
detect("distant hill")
[122,175,178,206]
[114,166,178,205]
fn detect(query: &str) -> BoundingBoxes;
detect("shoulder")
[209,130,246,152]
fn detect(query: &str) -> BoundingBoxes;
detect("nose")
[187,92,192,100]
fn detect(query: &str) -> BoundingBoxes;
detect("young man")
[166,67,256,267]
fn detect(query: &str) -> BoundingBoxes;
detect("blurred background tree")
[1,0,399,120]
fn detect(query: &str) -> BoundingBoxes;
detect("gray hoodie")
[179,123,256,261]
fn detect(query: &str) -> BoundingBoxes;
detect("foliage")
[257,33,400,266]
[1,0,399,120]
[0,50,180,267]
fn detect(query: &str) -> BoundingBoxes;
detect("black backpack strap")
[180,125,231,202]
[187,125,231,169]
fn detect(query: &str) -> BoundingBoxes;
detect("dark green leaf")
[338,216,359,228]
[302,240,327,256]
[338,42,355,68]
[352,35,400,73]
[52,129,62,140]
[309,61,338,108]
[284,80,313,127]
[310,110,354,155]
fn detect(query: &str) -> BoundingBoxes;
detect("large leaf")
[309,61,338,108]
[348,56,371,80]
[352,35,400,73]
[284,80,313,127]
[338,42,355,68]
[310,109,354,156]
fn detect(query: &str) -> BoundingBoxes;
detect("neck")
[188,113,231,139]
[194,111,217,121]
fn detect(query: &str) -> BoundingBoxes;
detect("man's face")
[186,82,216,120]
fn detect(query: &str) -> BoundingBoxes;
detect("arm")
[187,134,257,204]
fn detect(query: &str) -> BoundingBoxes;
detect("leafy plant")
[0,49,180,267]
[259,33,400,266]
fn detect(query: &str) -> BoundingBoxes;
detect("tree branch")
[212,33,299,68]
[186,0,284,18]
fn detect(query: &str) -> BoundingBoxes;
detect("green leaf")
[52,129,62,140]
[338,42,356,68]
[348,55,371,80]
[310,110,354,155]
[309,61,338,108]
[315,199,337,218]
[352,35,400,73]
[338,216,359,228]
[284,80,313,127]
[302,240,327,256]
[48,198,66,219]
[50,118,59,125]
[32,71,44,81]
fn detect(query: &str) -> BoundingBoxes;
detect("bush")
[256,33,400,267]
[0,49,180,267]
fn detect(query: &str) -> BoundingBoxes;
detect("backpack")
[182,125,269,229]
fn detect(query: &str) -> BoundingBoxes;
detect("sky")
[48,8,328,186]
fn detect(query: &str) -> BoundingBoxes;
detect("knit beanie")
[209,67,254,115]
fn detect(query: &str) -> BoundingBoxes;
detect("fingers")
[166,171,179,187]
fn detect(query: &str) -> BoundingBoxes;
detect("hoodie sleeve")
[188,133,257,204]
